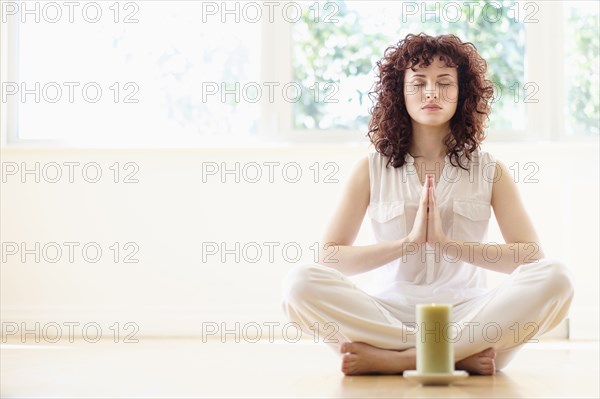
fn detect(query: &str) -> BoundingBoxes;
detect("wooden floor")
[1,338,598,398]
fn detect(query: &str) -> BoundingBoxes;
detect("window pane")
[564,1,600,136]
[292,0,526,132]
[16,1,260,144]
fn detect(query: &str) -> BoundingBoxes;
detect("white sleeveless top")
[366,148,497,319]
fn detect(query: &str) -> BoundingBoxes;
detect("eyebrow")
[408,74,454,78]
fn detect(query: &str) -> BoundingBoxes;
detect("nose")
[425,84,438,99]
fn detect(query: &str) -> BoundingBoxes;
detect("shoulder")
[468,148,495,165]
[368,150,386,164]
[339,154,371,208]
[477,149,510,182]
[368,150,401,170]
[479,151,519,206]
[467,148,504,180]
[366,151,384,175]
[349,153,371,187]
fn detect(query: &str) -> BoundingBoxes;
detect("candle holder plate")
[403,370,469,386]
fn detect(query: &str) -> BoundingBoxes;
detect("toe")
[343,353,357,363]
[340,342,350,353]
[341,358,357,375]
[342,342,357,354]
[482,347,496,358]
[481,360,496,375]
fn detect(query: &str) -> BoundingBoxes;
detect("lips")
[422,104,442,110]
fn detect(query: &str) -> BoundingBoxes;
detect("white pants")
[281,258,574,370]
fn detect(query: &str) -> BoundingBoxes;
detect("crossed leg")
[281,259,574,375]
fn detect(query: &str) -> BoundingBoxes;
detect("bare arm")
[316,155,414,276]
[443,159,546,274]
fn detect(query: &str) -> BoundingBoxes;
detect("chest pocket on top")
[451,199,491,242]
[368,201,407,241]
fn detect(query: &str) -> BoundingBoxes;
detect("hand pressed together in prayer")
[407,174,449,248]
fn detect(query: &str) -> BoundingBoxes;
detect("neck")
[409,122,449,160]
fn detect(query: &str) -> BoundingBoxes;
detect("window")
[564,0,600,137]
[2,0,598,146]
[292,1,526,132]
[7,1,261,145]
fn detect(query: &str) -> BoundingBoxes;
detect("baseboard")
[1,306,572,342]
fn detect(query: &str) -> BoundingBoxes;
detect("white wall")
[1,142,598,340]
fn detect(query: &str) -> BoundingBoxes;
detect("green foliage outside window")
[293,0,598,137]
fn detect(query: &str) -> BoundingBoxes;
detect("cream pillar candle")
[416,303,454,374]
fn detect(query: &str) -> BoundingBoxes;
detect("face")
[404,56,459,129]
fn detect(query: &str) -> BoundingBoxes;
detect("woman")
[282,33,574,376]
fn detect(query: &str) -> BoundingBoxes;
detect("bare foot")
[340,342,416,376]
[455,347,497,375]
[340,342,497,376]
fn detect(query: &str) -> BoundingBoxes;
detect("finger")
[426,188,432,241]
[427,186,432,213]
[421,180,429,205]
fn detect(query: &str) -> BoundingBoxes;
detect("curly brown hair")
[367,33,495,170]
